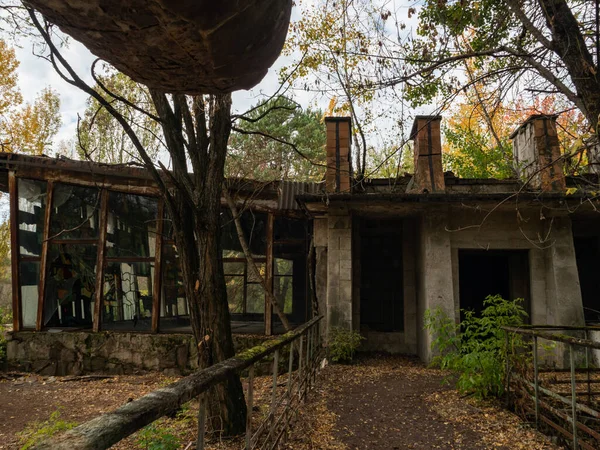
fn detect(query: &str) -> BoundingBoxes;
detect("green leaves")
[424,295,528,399]
[328,327,365,363]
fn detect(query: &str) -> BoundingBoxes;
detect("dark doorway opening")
[458,250,530,321]
[574,236,600,323]
[359,219,403,332]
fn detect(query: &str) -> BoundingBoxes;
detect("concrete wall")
[326,206,353,330]
[416,211,455,362]
[314,217,328,337]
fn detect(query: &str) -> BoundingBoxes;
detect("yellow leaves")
[0,40,62,156]
[4,88,61,155]
[565,187,578,195]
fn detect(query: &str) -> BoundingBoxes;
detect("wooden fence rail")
[33,316,324,450]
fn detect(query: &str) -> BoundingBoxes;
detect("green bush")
[18,409,77,450]
[135,423,181,450]
[328,327,364,363]
[0,306,10,363]
[424,295,528,399]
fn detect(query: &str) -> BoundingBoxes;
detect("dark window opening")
[574,237,600,323]
[360,219,403,332]
[458,250,530,321]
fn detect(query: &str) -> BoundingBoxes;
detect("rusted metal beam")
[151,199,164,333]
[8,172,21,331]
[265,212,274,336]
[93,190,109,332]
[36,180,54,331]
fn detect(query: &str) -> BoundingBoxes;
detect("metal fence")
[33,316,324,450]
[503,325,600,450]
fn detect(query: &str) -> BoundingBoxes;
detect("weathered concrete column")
[417,211,455,363]
[544,216,585,326]
[313,217,328,337]
[327,206,353,332]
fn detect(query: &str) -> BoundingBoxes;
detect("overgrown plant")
[135,423,180,450]
[0,305,11,363]
[424,295,528,399]
[18,409,77,450]
[328,327,365,363]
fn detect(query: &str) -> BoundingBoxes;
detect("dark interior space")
[360,219,403,332]
[458,250,530,321]
[574,236,600,323]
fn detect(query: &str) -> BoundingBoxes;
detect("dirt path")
[0,373,176,450]
[285,355,560,450]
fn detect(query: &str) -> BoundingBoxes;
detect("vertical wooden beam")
[93,189,109,332]
[265,212,274,336]
[8,172,21,332]
[36,180,54,331]
[151,199,164,333]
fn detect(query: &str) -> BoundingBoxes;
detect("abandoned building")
[2,114,598,374]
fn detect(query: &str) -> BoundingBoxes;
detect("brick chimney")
[510,114,565,191]
[409,115,445,193]
[325,117,352,193]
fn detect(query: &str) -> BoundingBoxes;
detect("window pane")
[221,208,267,257]
[18,179,47,257]
[103,261,154,331]
[107,192,158,258]
[226,275,244,314]
[160,244,190,330]
[274,275,293,315]
[44,244,96,328]
[274,216,306,241]
[224,262,245,276]
[50,184,100,240]
[247,263,265,283]
[20,261,40,328]
[275,259,293,276]
[246,284,265,314]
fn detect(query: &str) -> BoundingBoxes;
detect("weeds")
[18,408,77,450]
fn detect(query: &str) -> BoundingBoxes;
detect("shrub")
[18,409,77,450]
[424,295,528,399]
[0,306,11,364]
[135,423,181,450]
[328,327,364,363]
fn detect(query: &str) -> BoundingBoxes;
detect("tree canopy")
[228,97,326,182]
[0,38,61,155]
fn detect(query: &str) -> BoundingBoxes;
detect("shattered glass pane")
[50,184,100,240]
[106,192,158,258]
[17,179,47,256]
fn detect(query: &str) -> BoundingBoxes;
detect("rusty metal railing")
[33,316,324,450]
[503,325,600,450]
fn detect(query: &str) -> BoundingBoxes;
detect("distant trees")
[228,97,326,181]
[0,38,61,155]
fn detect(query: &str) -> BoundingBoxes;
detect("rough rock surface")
[25,0,292,93]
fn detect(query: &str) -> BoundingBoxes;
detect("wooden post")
[8,172,21,332]
[151,199,164,333]
[36,180,53,331]
[93,190,109,332]
[265,212,274,336]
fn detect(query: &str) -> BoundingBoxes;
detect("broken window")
[50,184,100,240]
[106,192,158,258]
[17,178,47,328]
[160,243,189,330]
[102,261,154,331]
[43,244,96,328]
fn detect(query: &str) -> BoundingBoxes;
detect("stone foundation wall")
[6,331,272,376]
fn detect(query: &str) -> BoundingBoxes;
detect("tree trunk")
[151,92,247,437]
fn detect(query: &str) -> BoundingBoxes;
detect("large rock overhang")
[24,0,293,94]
